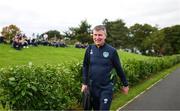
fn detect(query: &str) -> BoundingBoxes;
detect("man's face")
[93,30,106,46]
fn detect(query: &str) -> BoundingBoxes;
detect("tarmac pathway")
[120,68,180,110]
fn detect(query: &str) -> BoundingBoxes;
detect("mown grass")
[0,44,85,67]
[0,44,153,68]
[110,63,180,110]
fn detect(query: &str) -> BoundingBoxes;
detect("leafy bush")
[0,63,82,110]
[122,55,180,86]
[0,55,180,110]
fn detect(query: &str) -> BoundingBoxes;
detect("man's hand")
[81,84,88,92]
[121,86,129,95]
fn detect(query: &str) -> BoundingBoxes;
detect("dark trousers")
[90,84,113,110]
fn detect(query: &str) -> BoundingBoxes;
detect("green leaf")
[8,77,15,81]
[31,86,37,92]
[27,92,33,96]
[21,90,25,96]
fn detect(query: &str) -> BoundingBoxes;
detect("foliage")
[0,63,82,110]
[129,23,157,54]
[1,24,21,42]
[121,55,180,86]
[163,25,180,55]
[143,29,165,56]
[103,19,129,49]
[63,29,75,40]
[70,20,92,43]
[41,30,62,40]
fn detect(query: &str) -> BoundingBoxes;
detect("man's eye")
[98,34,102,36]
[94,34,102,36]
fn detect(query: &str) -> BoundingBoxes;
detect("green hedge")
[0,55,180,110]
[122,55,180,86]
[0,63,82,110]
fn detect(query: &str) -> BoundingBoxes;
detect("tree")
[103,19,129,49]
[163,25,180,54]
[129,23,157,54]
[42,30,62,40]
[102,18,111,40]
[70,20,92,43]
[1,24,21,42]
[143,29,165,56]
[63,29,75,40]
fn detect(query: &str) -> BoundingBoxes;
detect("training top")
[82,43,128,87]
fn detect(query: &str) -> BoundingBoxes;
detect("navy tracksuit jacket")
[82,43,128,110]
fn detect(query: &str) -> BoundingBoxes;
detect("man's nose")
[96,35,100,38]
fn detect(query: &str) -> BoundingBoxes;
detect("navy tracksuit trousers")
[90,83,113,110]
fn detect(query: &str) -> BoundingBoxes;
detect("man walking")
[81,25,129,110]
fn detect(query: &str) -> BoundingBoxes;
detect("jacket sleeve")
[82,46,90,85]
[112,50,128,86]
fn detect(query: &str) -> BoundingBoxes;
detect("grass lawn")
[0,44,85,68]
[0,44,152,68]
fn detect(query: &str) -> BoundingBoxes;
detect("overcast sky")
[0,0,180,36]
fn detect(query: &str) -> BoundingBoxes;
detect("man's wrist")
[123,84,129,87]
[82,83,87,85]
[124,86,129,88]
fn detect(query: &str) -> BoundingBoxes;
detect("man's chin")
[95,43,104,47]
[95,43,100,46]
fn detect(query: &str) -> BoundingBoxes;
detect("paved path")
[121,68,180,110]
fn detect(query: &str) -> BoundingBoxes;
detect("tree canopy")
[1,24,21,42]
[41,30,62,40]
[103,19,129,49]
[69,20,92,43]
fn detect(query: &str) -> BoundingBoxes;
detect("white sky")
[0,0,180,36]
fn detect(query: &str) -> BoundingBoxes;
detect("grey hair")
[93,25,107,36]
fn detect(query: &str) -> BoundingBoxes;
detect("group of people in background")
[75,42,88,49]
[11,34,38,50]
[1,34,89,50]
[11,34,68,50]
[37,40,67,48]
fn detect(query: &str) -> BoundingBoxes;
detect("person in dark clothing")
[0,36,5,43]
[81,25,129,110]
[12,35,22,50]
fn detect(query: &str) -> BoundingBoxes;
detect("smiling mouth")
[96,38,102,42]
